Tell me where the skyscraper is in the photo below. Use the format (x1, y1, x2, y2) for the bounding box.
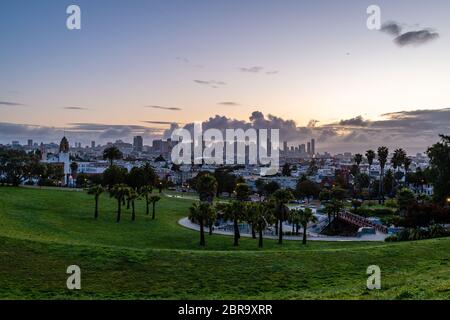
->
(283, 141, 288, 152)
(27, 139, 33, 147)
(91, 141, 96, 148)
(133, 136, 143, 152)
(307, 142, 311, 155)
(311, 138, 315, 155)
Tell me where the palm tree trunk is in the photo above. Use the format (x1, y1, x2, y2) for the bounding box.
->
(275, 220, 278, 236)
(94, 196, 99, 219)
(296, 223, 299, 235)
(209, 221, 213, 235)
(131, 201, 135, 221)
(146, 196, 149, 215)
(302, 225, 307, 245)
(292, 223, 295, 233)
(233, 219, 239, 246)
(251, 224, 256, 239)
(199, 219, 205, 246)
(116, 199, 121, 223)
(278, 219, 283, 244)
(258, 229, 263, 248)
(368, 164, 372, 201)
(152, 202, 156, 219)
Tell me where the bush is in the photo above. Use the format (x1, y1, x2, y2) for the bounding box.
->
(385, 199, 398, 209)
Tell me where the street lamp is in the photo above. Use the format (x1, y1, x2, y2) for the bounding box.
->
(447, 197, 450, 204)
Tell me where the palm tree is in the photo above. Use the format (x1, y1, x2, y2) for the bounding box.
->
(353, 154, 363, 172)
(127, 189, 139, 221)
(87, 185, 104, 219)
(297, 207, 318, 245)
(189, 202, 215, 246)
(140, 185, 153, 215)
(404, 157, 412, 186)
(220, 201, 245, 246)
(110, 184, 128, 222)
(377, 146, 389, 205)
(149, 195, 161, 220)
(365, 150, 376, 200)
(196, 173, 218, 203)
(250, 202, 274, 248)
(392, 148, 406, 191)
(103, 146, 123, 167)
(272, 189, 294, 244)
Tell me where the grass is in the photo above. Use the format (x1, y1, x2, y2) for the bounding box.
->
(0, 187, 449, 299)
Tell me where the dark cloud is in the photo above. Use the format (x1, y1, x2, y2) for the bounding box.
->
(379, 20, 439, 47)
(143, 121, 184, 125)
(394, 29, 439, 46)
(381, 22, 402, 36)
(145, 105, 182, 111)
(194, 80, 226, 86)
(218, 102, 240, 106)
(64, 107, 88, 110)
(0, 100, 24, 106)
(338, 116, 370, 127)
(240, 66, 264, 73)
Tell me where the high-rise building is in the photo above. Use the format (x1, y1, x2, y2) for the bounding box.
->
(283, 141, 288, 152)
(311, 138, 315, 155)
(91, 141, 96, 148)
(307, 142, 311, 155)
(133, 136, 143, 152)
(300, 144, 306, 154)
(27, 139, 33, 147)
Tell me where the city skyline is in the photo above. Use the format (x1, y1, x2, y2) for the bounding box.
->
(1, 0, 450, 153)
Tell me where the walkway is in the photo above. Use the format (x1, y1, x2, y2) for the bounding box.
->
(178, 217, 388, 242)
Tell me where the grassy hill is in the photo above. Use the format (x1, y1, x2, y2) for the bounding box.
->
(0, 187, 449, 299)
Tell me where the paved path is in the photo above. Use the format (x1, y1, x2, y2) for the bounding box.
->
(178, 217, 388, 242)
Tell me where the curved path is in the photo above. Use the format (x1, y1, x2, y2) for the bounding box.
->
(178, 217, 388, 242)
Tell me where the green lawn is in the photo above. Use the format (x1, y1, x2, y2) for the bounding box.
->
(0, 187, 449, 299)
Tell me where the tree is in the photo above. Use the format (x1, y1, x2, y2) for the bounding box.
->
(140, 185, 153, 215)
(149, 195, 161, 220)
(392, 148, 406, 190)
(102, 165, 127, 189)
(264, 181, 280, 196)
(297, 208, 318, 245)
(377, 146, 389, 204)
(255, 178, 266, 200)
(110, 184, 128, 222)
(220, 201, 246, 246)
(127, 189, 139, 221)
(235, 183, 250, 201)
(365, 149, 376, 200)
(250, 202, 274, 248)
(189, 202, 215, 246)
(306, 159, 318, 176)
(396, 188, 416, 216)
(70, 162, 78, 178)
(272, 189, 294, 244)
(282, 163, 292, 176)
(295, 179, 320, 203)
(427, 135, 450, 204)
(404, 157, 412, 186)
(103, 146, 123, 166)
(196, 173, 218, 203)
(87, 185, 104, 219)
(353, 154, 363, 173)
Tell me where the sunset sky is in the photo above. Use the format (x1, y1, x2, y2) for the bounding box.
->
(1, 0, 449, 153)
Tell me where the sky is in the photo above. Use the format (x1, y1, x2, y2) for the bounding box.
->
(1, 0, 450, 153)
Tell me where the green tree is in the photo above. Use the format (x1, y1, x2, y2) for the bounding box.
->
(297, 207, 318, 245)
(396, 188, 416, 216)
(110, 184, 128, 222)
(264, 181, 280, 196)
(220, 201, 246, 246)
(149, 195, 161, 220)
(102, 165, 127, 189)
(127, 189, 140, 221)
(365, 149, 376, 200)
(87, 185, 104, 219)
(250, 202, 274, 248)
(295, 179, 320, 203)
(70, 162, 78, 178)
(272, 189, 294, 244)
(103, 146, 123, 166)
(189, 202, 214, 246)
(140, 185, 153, 215)
(427, 135, 450, 204)
(377, 146, 389, 204)
(353, 154, 363, 172)
(234, 182, 250, 201)
(196, 173, 218, 203)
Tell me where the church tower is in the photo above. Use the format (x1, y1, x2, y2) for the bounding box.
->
(59, 137, 71, 185)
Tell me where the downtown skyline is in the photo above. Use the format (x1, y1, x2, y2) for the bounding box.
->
(1, 0, 450, 153)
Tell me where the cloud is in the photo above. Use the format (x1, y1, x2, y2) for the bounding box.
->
(240, 66, 264, 73)
(218, 102, 240, 106)
(143, 121, 184, 125)
(394, 30, 439, 46)
(381, 22, 402, 36)
(194, 80, 226, 86)
(266, 70, 279, 75)
(380, 21, 439, 47)
(0, 100, 24, 106)
(63, 107, 88, 110)
(175, 56, 189, 63)
(338, 116, 370, 127)
(145, 105, 182, 111)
